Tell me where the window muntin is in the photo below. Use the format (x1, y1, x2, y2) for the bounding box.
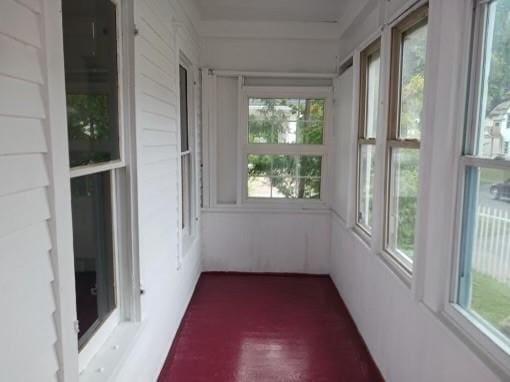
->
(63, 0, 124, 349)
(247, 155, 321, 199)
(385, 6, 428, 268)
(457, 0, 510, 353)
(179, 64, 194, 234)
(248, 98, 325, 145)
(357, 41, 381, 232)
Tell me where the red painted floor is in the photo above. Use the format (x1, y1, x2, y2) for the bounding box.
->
(159, 273, 383, 382)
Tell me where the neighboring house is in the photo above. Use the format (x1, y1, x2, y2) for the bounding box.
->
(484, 100, 510, 157)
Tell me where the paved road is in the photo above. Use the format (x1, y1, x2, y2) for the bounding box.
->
(479, 184, 510, 211)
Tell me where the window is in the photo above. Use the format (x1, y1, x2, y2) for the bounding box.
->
(179, 64, 194, 237)
(455, 0, 510, 358)
(385, 6, 428, 269)
(245, 95, 328, 201)
(62, 0, 129, 352)
(356, 39, 381, 234)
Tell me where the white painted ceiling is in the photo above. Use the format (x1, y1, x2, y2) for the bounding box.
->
(193, 0, 350, 23)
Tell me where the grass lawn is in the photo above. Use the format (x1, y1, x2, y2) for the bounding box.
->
(472, 272, 510, 332)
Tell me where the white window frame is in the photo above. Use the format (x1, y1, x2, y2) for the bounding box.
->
(354, 38, 382, 240)
(381, 3, 429, 275)
(442, 0, 510, 377)
(58, 0, 141, 372)
(239, 86, 333, 208)
(178, 53, 198, 258)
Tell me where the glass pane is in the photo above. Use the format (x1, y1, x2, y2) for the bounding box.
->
(358, 145, 376, 230)
(272, 177, 296, 198)
(399, 21, 428, 140)
(179, 65, 189, 153)
(366, 50, 381, 139)
(248, 98, 325, 144)
(71, 172, 115, 345)
(388, 148, 420, 260)
(477, 1, 510, 159)
(181, 154, 191, 230)
(247, 155, 322, 199)
(458, 167, 510, 346)
(63, 0, 120, 167)
(301, 178, 321, 199)
(248, 177, 271, 198)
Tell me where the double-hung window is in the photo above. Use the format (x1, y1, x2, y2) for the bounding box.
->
(385, 5, 428, 270)
(356, 40, 381, 234)
(179, 64, 194, 237)
(454, 0, 510, 362)
(62, 0, 133, 359)
(244, 89, 329, 202)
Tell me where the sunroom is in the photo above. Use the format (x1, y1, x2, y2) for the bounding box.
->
(1, 0, 510, 381)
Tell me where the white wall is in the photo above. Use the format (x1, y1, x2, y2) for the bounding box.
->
(113, 0, 202, 381)
(202, 211, 330, 274)
(0, 1, 62, 380)
(330, 1, 503, 381)
(200, 21, 340, 73)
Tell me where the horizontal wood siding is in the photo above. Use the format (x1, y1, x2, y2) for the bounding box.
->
(135, 0, 180, 299)
(0, 1, 58, 380)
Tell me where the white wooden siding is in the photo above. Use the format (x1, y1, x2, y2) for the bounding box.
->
(0, 1, 58, 381)
(134, 0, 201, 305)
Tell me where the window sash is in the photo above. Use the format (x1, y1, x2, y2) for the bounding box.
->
(356, 38, 381, 235)
(240, 89, 331, 205)
(449, 0, 510, 371)
(383, 5, 428, 270)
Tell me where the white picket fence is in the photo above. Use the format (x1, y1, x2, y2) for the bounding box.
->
(474, 205, 510, 284)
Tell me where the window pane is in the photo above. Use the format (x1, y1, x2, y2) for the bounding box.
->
(358, 144, 376, 230)
(181, 154, 191, 230)
(388, 148, 420, 260)
(399, 22, 428, 140)
(248, 98, 325, 144)
(179, 65, 189, 153)
(63, 0, 120, 167)
(477, 1, 510, 159)
(247, 155, 322, 199)
(458, 167, 510, 346)
(366, 50, 381, 139)
(71, 172, 116, 345)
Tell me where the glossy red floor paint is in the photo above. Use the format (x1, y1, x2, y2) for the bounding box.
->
(159, 273, 383, 382)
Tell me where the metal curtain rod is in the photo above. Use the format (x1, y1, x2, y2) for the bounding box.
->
(210, 69, 338, 79)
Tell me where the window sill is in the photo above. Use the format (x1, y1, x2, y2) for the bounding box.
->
(437, 304, 510, 381)
(376, 250, 412, 288)
(79, 322, 142, 382)
(203, 200, 331, 214)
(351, 225, 372, 250)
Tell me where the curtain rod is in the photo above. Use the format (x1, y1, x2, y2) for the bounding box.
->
(209, 69, 338, 79)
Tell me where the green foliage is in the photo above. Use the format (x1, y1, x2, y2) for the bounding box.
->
(486, 0, 510, 114)
(395, 150, 420, 257)
(472, 271, 510, 331)
(66, 94, 117, 166)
